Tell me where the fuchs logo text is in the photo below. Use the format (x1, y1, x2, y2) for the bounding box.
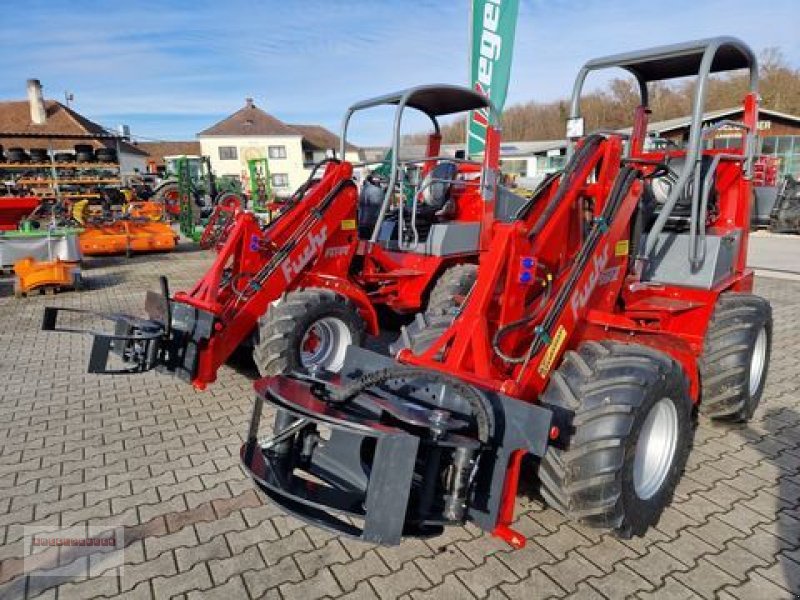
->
(571, 247, 609, 319)
(282, 226, 328, 282)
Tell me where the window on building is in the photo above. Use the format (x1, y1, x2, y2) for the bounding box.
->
(303, 150, 314, 166)
(760, 136, 777, 155)
(756, 135, 800, 176)
(777, 136, 794, 155)
(219, 146, 237, 160)
(272, 173, 289, 188)
(268, 145, 287, 159)
(500, 159, 527, 176)
(711, 136, 742, 150)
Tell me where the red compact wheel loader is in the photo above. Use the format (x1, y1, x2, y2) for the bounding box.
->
(43, 86, 510, 389)
(237, 37, 773, 547)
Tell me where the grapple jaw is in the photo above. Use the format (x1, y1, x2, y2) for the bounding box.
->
(241, 347, 554, 546)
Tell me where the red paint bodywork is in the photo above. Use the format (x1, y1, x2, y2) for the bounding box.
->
(397, 94, 759, 546)
(169, 132, 499, 389)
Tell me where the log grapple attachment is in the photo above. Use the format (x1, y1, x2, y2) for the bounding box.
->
(240, 348, 553, 545)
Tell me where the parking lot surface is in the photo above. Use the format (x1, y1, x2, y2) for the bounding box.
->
(0, 245, 798, 599)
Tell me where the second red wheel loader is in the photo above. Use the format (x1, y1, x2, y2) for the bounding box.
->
(239, 37, 773, 548)
(43, 85, 512, 389)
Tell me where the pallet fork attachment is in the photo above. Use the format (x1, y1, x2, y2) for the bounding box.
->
(41, 305, 165, 374)
(41, 276, 176, 375)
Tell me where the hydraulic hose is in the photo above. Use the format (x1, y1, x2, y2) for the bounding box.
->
(527, 134, 606, 240)
(288, 158, 340, 204)
(513, 170, 562, 221)
(329, 366, 493, 444)
(491, 275, 552, 364)
(518, 167, 641, 369)
(224, 178, 355, 312)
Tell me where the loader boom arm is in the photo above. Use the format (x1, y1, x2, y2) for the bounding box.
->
(154, 160, 370, 388)
(398, 135, 641, 398)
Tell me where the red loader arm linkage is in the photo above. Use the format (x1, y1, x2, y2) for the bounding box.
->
(397, 135, 638, 396)
(166, 160, 378, 388)
(41, 160, 378, 389)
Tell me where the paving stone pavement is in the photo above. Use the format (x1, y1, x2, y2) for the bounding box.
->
(0, 245, 798, 599)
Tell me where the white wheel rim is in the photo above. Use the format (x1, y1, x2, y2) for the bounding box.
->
(749, 326, 767, 398)
(300, 317, 352, 372)
(633, 398, 679, 500)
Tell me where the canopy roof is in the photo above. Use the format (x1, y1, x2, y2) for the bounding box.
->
(348, 84, 493, 118)
(583, 36, 755, 82)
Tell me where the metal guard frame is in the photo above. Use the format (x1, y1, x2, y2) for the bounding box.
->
(241, 377, 421, 545)
(339, 85, 499, 243)
(566, 36, 759, 264)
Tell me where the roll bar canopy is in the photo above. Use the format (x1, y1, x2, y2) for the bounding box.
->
(347, 84, 495, 118)
(570, 37, 757, 119)
(566, 37, 760, 264)
(340, 84, 498, 158)
(341, 84, 498, 243)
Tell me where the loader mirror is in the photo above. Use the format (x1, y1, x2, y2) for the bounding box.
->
(566, 117, 585, 140)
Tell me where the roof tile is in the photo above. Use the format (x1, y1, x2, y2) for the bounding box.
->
(0, 99, 147, 155)
(197, 100, 299, 137)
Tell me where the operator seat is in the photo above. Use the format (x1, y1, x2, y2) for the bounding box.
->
(643, 155, 718, 232)
(405, 161, 459, 242)
(358, 176, 385, 238)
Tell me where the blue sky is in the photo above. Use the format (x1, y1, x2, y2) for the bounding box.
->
(1, 0, 797, 145)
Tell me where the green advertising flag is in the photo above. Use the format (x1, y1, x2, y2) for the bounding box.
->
(467, 0, 520, 157)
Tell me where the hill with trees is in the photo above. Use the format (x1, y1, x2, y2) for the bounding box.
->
(434, 49, 800, 143)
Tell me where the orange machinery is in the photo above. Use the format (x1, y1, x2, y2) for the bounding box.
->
(77, 200, 179, 257)
(13, 257, 81, 297)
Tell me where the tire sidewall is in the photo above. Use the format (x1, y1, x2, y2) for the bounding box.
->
(285, 297, 364, 373)
(742, 314, 772, 419)
(619, 373, 692, 536)
(426, 263, 478, 316)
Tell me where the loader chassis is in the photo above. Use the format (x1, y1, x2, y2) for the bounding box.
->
(43, 85, 501, 390)
(240, 37, 773, 548)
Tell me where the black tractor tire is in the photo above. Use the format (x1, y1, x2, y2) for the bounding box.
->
(426, 263, 478, 316)
(253, 288, 365, 377)
(153, 182, 181, 214)
(699, 293, 772, 422)
(54, 152, 74, 163)
(94, 148, 118, 163)
(29, 148, 49, 163)
(7, 148, 29, 163)
(538, 341, 692, 538)
(75, 151, 94, 163)
(153, 182, 179, 200)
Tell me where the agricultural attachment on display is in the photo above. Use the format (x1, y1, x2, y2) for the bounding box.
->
(247, 158, 276, 215)
(238, 37, 773, 548)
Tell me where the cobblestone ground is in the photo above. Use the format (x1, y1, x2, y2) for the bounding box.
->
(0, 245, 798, 599)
